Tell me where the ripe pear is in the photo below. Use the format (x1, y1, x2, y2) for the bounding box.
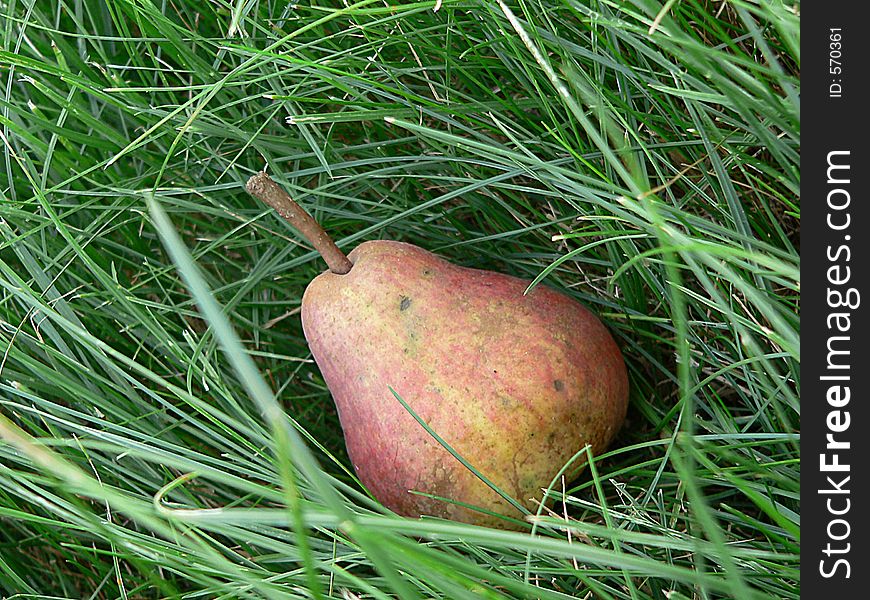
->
(247, 173, 628, 528)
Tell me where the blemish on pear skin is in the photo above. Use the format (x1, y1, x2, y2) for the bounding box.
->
(400, 296, 412, 311)
(553, 379, 565, 391)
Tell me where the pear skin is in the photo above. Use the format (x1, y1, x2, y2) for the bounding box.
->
(302, 240, 628, 528)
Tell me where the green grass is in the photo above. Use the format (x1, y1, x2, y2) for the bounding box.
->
(0, 0, 799, 598)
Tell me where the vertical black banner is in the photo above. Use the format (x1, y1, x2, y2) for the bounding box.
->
(803, 2, 867, 596)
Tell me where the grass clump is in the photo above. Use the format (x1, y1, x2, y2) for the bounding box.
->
(1, 1, 798, 598)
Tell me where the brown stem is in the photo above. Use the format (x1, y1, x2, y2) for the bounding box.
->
(246, 172, 353, 275)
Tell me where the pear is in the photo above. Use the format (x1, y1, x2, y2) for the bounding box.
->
(248, 173, 628, 528)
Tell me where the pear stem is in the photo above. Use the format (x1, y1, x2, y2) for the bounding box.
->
(246, 172, 353, 275)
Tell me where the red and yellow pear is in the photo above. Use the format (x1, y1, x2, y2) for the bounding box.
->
(248, 172, 628, 528)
